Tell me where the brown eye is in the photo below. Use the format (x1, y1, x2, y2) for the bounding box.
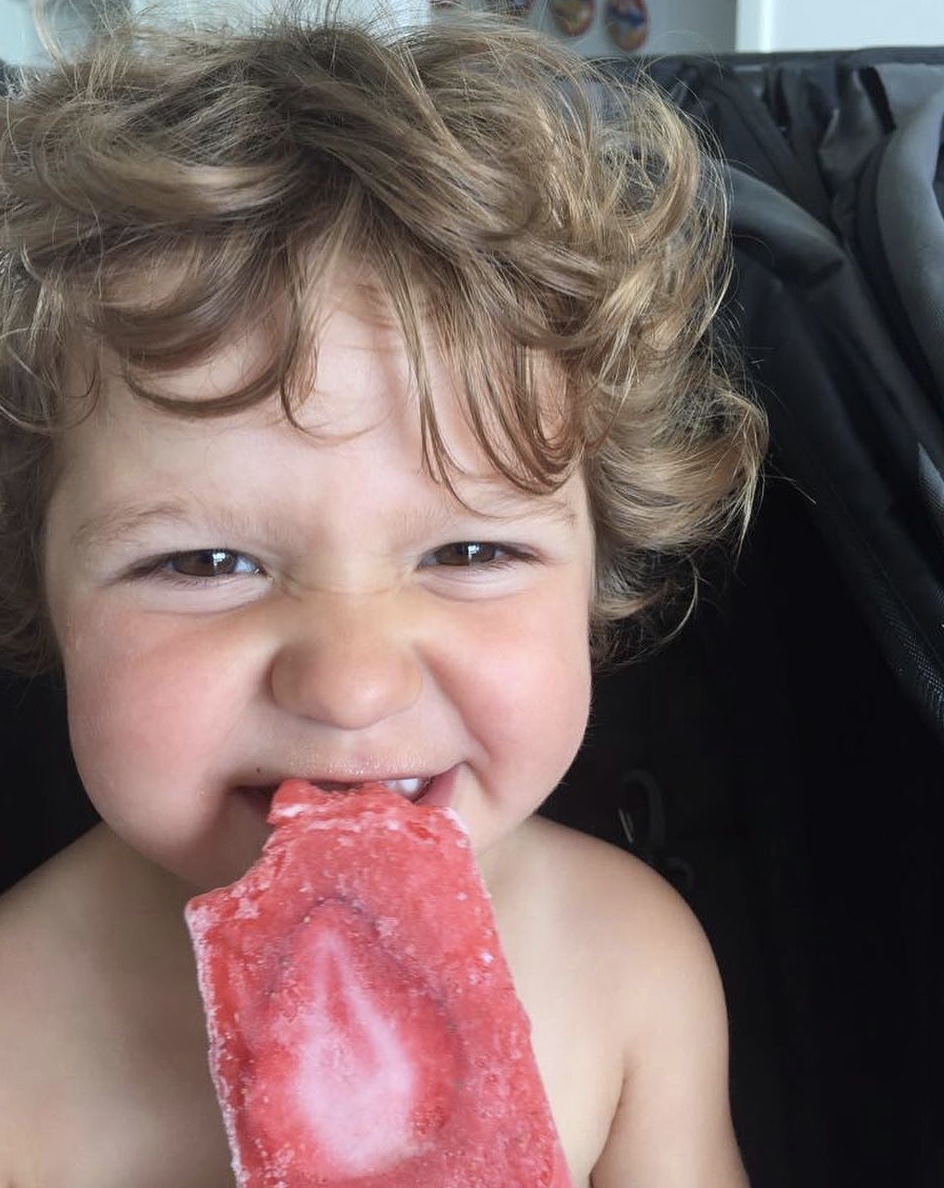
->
(426, 542, 507, 567)
(162, 549, 261, 578)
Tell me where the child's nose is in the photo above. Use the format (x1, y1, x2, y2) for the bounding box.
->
(268, 591, 423, 729)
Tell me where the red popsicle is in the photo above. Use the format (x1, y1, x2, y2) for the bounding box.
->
(185, 779, 573, 1188)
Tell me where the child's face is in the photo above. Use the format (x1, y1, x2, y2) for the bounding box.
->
(43, 281, 595, 890)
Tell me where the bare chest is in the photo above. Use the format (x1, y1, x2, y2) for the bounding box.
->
(13, 944, 617, 1188)
(4, 826, 622, 1188)
(21, 1084, 233, 1188)
(7, 962, 233, 1188)
(513, 944, 625, 1186)
(17, 1012, 609, 1188)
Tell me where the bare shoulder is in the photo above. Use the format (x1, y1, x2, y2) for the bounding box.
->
(0, 828, 143, 1177)
(0, 826, 229, 1188)
(0, 823, 185, 1029)
(0, 827, 111, 1076)
(499, 816, 749, 1188)
(0, 828, 106, 1181)
(504, 813, 717, 978)
(523, 817, 734, 1078)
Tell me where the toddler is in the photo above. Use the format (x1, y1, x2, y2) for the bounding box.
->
(0, 12, 765, 1187)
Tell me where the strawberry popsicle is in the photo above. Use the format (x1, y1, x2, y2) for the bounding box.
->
(185, 779, 573, 1188)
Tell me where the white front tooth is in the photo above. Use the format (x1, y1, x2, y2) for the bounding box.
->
(382, 777, 426, 795)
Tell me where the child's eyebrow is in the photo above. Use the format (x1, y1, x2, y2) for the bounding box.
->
(70, 500, 224, 554)
(69, 488, 580, 558)
(451, 486, 580, 529)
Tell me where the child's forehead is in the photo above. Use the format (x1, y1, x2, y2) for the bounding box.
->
(54, 344, 587, 550)
(71, 259, 577, 498)
(75, 268, 416, 423)
(76, 297, 456, 457)
(107, 285, 407, 405)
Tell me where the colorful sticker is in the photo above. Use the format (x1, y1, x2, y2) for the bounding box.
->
(604, 0, 649, 52)
(549, 0, 595, 37)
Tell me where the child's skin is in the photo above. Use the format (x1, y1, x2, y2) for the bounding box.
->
(0, 274, 748, 1186)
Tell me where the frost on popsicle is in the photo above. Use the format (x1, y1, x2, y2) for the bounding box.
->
(185, 780, 573, 1187)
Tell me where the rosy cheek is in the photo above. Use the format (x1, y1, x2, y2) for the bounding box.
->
(62, 614, 223, 788)
(458, 590, 591, 757)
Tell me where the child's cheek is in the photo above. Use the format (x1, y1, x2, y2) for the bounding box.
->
(60, 607, 235, 827)
(450, 581, 593, 780)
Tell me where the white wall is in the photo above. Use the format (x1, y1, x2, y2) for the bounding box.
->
(0, 0, 44, 63)
(5, 0, 944, 64)
(136, 0, 430, 27)
(0, 0, 429, 65)
(1, 0, 126, 65)
(737, 0, 944, 51)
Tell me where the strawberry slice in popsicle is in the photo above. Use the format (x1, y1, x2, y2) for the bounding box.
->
(185, 779, 573, 1188)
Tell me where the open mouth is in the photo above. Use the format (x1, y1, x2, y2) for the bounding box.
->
(241, 776, 435, 807)
(318, 777, 432, 798)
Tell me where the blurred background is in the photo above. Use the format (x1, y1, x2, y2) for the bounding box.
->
(3, 0, 944, 63)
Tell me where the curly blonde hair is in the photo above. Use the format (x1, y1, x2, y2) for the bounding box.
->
(0, 11, 765, 672)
